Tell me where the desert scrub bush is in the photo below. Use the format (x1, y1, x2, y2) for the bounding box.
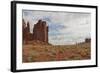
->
(71, 55, 82, 60)
(25, 56, 34, 62)
(80, 50, 88, 58)
(29, 50, 39, 56)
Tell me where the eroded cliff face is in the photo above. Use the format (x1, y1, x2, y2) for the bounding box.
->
(22, 19, 48, 43)
(33, 20, 48, 43)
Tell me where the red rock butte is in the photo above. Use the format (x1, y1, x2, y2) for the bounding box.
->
(22, 19, 48, 43)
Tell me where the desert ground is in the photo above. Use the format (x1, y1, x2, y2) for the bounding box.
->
(23, 41, 91, 63)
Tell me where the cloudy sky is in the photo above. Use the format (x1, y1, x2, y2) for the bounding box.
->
(22, 10, 91, 45)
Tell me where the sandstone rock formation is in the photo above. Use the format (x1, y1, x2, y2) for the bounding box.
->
(22, 19, 48, 44)
(85, 38, 91, 43)
(33, 20, 48, 43)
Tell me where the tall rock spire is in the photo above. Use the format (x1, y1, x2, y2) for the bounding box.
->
(27, 21, 30, 32)
(33, 20, 48, 43)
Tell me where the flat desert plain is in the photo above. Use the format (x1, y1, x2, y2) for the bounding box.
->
(23, 41, 91, 63)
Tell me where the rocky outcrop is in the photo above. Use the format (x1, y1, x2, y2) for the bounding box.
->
(85, 38, 91, 43)
(22, 19, 48, 43)
(33, 20, 48, 43)
(22, 19, 33, 41)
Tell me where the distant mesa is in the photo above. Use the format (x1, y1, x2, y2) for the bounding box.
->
(22, 19, 49, 44)
(85, 38, 91, 43)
